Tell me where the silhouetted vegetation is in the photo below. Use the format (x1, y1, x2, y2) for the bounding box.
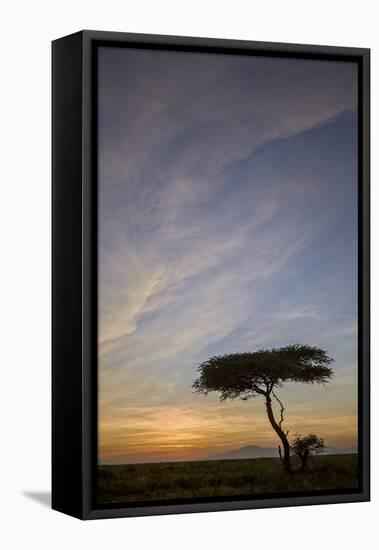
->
(193, 344, 334, 473)
(291, 433, 325, 471)
(98, 454, 357, 504)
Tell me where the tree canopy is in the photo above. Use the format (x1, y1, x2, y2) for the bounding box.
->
(291, 433, 325, 456)
(193, 344, 334, 401)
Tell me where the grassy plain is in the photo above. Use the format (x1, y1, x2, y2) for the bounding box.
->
(98, 454, 358, 504)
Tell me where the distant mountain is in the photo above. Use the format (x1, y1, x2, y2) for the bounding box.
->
(207, 444, 357, 461)
(208, 445, 278, 460)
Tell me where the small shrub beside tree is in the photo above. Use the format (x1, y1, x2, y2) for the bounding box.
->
(290, 433, 325, 471)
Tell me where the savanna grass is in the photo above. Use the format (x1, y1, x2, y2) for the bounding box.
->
(98, 454, 358, 504)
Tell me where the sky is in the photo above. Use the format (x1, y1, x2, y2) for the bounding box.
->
(98, 46, 358, 465)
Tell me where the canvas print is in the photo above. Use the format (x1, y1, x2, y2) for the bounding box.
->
(97, 46, 359, 505)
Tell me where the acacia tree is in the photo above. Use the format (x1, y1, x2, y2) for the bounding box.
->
(290, 433, 325, 471)
(193, 344, 333, 473)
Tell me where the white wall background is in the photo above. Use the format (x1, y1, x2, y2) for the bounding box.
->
(0, 1, 376, 548)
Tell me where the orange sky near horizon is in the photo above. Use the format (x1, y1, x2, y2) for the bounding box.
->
(98, 369, 358, 464)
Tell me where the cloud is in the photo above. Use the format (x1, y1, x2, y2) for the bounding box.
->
(98, 50, 357, 187)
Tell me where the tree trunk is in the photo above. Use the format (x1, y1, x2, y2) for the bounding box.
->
(265, 394, 292, 473)
(300, 450, 309, 472)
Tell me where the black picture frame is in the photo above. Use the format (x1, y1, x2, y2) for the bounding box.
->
(52, 30, 370, 520)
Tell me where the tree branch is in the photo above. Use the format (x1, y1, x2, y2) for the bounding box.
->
(251, 384, 266, 396)
(272, 390, 286, 431)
